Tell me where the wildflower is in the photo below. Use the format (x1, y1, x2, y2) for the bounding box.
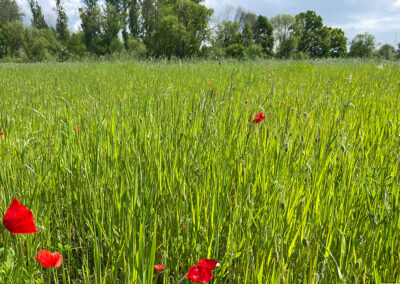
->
(244, 100, 248, 104)
(280, 102, 285, 106)
(186, 264, 213, 283)
(121, 96, 125, 100)
(89, 99, 93, 103)
(0, 132, 3, 137)
(35, 250, 62, 267)
(216, 93, 219, 96)
(2, 198, 38, 234)
(154, 264, 165, 273)
(328, 79, 332, 82)
(209, 81, 212, 85)
(198, 259, 219, 270)
(183, 66, 187, 70)
(74, 126, 81, 131)
(252, 112, 266, 123)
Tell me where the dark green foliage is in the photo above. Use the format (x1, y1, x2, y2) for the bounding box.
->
(292, 10, 331, 58)
(29, 0, 48, 29)
(253, 15, 274, 56)
(79, 2, 105, 55)
(377, 44, 395, 60)
(276, 36, 297, 58)
(56, 0, 69, 42)
(0, 24, 11, 57)
(349, 33, 375, 58)
(128, 0, 140, 37)
(0, 0, 24, 25)
(329, 28, 347, 58)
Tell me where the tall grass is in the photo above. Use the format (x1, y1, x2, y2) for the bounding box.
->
(0, 60, 399, 283)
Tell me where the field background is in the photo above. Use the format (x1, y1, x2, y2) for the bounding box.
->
(0, 61, 399, 283)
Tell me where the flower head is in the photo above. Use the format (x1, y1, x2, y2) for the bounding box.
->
(252, 112, 266, 123)
(154, 264, 165, 273)
(198, 259, 219, 270)
(280, 102, 285, 106)
(244, 100, 248, 104)
(2, 198, 38, 234)
(0, 132, 3, 137)
(328, 79, 332, 82)
(35, 250, 62, 267)
(186, 264, 213, 283)
(74, 126, 81, 131)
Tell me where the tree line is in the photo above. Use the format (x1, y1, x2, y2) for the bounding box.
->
(0, 0, 398, 61)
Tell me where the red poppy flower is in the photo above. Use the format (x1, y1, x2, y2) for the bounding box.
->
(198, 259, 219, 270)
(121, 96, 124, 100)
(0, 132, 3, 137)
(2, 198, 38, 234)
(280, 102, 285, 106)
(186, 264, 213, 283)
(35, 250, 62, 267)
(154, 264, 165, 273)
(252, 112, 266, 123)
(183, 66, 187, 70)
(244, 100, 248, 104)
(209, 81, 212, 85)
(74, 126, 81, 131)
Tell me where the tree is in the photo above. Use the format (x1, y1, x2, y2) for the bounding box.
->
(103, 3, 122, 53)
(253, 15, 274, 56)
(150, 0, 212, 58)
(152, 15, 186, 58)
(56, 0, 69, 42)
(349, 33, 375, 58)
(329, 28, 347, 57)
(378, 44, 395, 60)
(276, 36, 297, 58)
(141, 0, 156, 47)
(0, 24, 12, 57)
(292, 10, 331, 58)
(66, 32, 87, 57)
(215, 20, 246, 58)
(29, 0, 48, 29)
(0, 0, 24, 24)
(79, 0, 105, 55)
(128, 0, 140, 37)
(270, 14, 294, 51)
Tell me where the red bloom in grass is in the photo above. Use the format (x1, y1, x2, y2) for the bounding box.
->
(74, 126, 81, 131)
(186, 265, 213, 283)
(88, 99, 93, 103)
(209, 81, 212, 85)
(198, 259, 219, 270)
(35, 250, 62, 267)
(244, 100, 248, 104)
(2, 198, 38, 234)
(0, 132, 3, 137)
(183, 65, 187, 70)
(252, 112, 266, 123)
(121, 96, 125, 100)
(280, 102, 285, 106)
(154, 264, 165, 273)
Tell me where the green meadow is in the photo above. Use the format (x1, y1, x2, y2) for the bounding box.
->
(0, 60, 399, 283)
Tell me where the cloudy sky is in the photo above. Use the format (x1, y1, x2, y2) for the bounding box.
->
(16, 0, 400, 46)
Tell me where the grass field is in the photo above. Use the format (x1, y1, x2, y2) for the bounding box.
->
(0, 60, 399, 283)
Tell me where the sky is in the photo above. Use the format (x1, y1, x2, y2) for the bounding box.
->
(16, 0, 400, 47)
